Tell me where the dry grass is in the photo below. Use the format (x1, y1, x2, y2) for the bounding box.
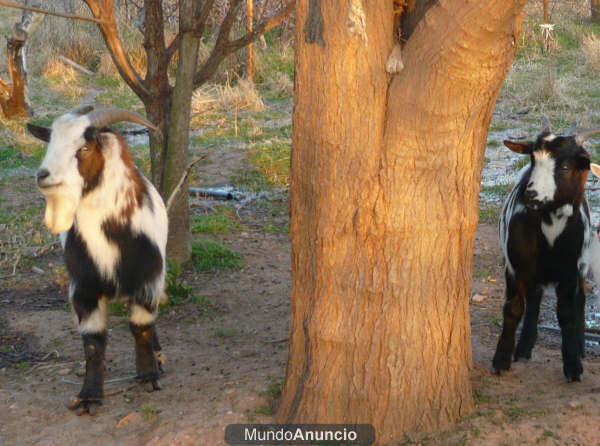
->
(263, 71, 293, 97)
(582, 33, 600, 73)
(43, 60, 79, 85)
(192, 78, 265, 114)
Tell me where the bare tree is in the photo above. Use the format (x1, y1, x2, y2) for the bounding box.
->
(278, 0, 527, 443)
(0, 2, 43, 118)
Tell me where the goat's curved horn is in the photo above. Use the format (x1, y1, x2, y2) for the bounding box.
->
(565, 122, 577, 136)
(85, 107, 158, 131)
(71, 104, 95, 116)
(575, 128, 600, 146)
(542, 115, 552, 132)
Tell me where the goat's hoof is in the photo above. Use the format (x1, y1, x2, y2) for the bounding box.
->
(567, 374, 583, 383)
(143, 380, 162, 392)
(155, 351, 166, 374)
(564, 361, 583, 382)
(491, 353, 511, 375)
(68, 397, 102, 415)
(513, 352, 531, 362)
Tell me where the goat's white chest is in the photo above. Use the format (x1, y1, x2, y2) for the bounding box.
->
(74, 206, 120, 279)
(541, 204, 573, 248)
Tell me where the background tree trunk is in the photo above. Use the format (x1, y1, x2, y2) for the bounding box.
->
(160, 2, 201, 262)
(592, 0, 600, 23)
(0, 3, 43, 118)
(278, 0, 526, 442)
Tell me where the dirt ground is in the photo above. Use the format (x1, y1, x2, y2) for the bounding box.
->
(3, 195, 600, 446)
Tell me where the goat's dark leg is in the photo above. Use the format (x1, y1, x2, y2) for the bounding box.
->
(129, 304, 161, 391)
(556, 279, 584, 382)
(492, 272, 525, 374)
(515, 285, 543, 361)
(152, 328, 166, 373)
(577, 276, 586, 360)
(68, 293, 107, 415)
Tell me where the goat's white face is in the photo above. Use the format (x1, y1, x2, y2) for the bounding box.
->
(35, 114, 93, 234)
(527, 149, 557, 208)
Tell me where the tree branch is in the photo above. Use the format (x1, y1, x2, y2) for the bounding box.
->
(0, 0, 105, 24)
(227, 0, 295, 52)
(82, 0, 150, 99)
(193, 0, 294, 88)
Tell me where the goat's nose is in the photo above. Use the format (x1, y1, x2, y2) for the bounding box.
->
(36, 168, 50, 184)
(525, 189, 538, 201)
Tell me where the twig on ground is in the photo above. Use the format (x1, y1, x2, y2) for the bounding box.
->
(166, 156, 207, 213)
(58, 56, 94, 76)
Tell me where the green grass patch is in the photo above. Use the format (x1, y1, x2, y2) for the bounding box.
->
(0, 146, 44, 169)
(263, 224, 289, 234)
(478, 204, 502, 224)
(480, 183, 513, 197)
(504, 406, 526, 421)
(472, 389, 494, 406)
(192, 207, 243, 234)
(473, 266, 492, 279)
(192, 241, 243, 271)
(215, 328, 240, 338)
(161, 260, 210, 313)
(141, 404, 159, 421)
(512, 157, 530, 171)
(488, 316, 502, 326)
(254, 404, 273, 416)
(234, 141, 291, 191)
(260, 380, 283, 401)
(108, 301, 127, 317)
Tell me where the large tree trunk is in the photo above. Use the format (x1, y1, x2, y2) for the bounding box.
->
(278, 0, 526, 442)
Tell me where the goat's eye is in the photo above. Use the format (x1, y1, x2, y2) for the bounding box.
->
(560, 162, 571, 171)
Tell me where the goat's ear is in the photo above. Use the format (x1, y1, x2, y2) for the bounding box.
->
(591, 163, 600, 178)
(26, 123, 51, 142)
(503, 140, 533, 154)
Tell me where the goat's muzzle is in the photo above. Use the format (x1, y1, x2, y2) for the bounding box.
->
(36, 168, 63, 189)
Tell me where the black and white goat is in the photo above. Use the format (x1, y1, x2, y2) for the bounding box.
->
(28, 106, 167, 414)
(492, 118, 600, 382)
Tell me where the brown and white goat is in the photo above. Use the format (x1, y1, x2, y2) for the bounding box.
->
(29, 106, 167, 415)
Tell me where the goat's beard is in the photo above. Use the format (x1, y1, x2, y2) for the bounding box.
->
(40, 188, 79, 234)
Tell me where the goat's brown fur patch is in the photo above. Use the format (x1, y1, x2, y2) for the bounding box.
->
(116, 133, 146, 220)
(77, 140, 104, 196)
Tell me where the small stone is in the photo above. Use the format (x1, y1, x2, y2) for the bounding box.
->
(9, 403, 18, 410)
(569, 400, 583, 409)
(117, 411, 141, 427)
(58, 368, 71, 376)
(31, 266, 45, 275)
(471, 293, 486, 303)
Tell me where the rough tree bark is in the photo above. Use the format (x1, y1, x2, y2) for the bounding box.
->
(278, 0, 527, 442)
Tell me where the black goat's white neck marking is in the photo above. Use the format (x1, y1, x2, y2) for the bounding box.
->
(541, 204, 573, 247)
(543, 133, 557, 142)
(528, 150, 556, 204)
